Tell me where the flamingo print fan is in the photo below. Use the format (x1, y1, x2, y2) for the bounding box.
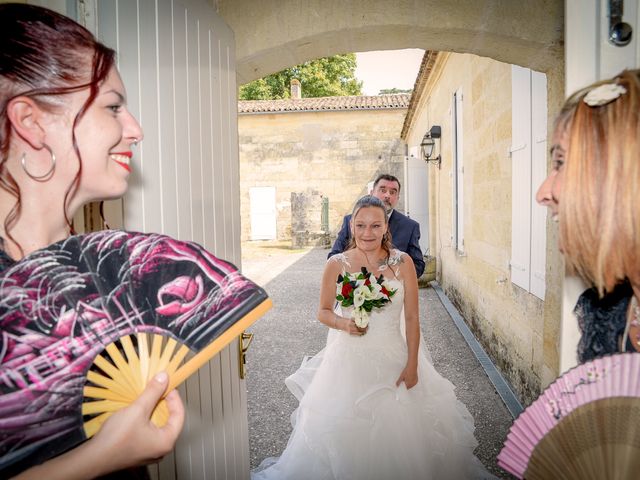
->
(0, 230, 271, 475)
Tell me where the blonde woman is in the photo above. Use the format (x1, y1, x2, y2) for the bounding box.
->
(537, 69, 640, 361)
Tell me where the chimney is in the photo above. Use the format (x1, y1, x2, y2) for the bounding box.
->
(290, 79, 301, 99)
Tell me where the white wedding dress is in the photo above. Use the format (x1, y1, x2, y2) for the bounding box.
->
(252, 251, 494, 480)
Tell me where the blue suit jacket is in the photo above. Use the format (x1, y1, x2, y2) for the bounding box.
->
(328, 210, 425, 277)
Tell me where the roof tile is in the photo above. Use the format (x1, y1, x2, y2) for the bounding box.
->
(238, 94, 411, 114)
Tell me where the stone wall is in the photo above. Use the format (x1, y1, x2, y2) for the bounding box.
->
(239, 108, 407, 244)
(406, 52, 563, 404)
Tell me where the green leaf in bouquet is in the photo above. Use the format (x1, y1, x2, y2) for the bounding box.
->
(336, 294, 344, 301)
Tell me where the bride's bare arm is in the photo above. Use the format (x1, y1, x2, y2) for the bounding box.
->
(317, 258, 364, 335)
(396, 254, 420, 389)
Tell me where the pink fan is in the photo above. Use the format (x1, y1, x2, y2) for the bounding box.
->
(498, 353, 640, 479)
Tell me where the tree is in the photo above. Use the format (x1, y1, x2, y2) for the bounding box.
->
(378, 88, 413, 95)
(239, 54, 363, 100)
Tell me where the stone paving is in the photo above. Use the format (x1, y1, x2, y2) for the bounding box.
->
(242, 245, 515, 479)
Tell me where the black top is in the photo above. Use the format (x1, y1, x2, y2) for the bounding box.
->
(574, 282, 634, 362)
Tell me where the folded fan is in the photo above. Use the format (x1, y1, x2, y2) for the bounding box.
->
(0, 230, 271, 476)
(498, 353, 640, 479)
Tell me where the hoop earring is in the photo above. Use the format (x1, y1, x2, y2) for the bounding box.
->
(21, 144, 56, 181)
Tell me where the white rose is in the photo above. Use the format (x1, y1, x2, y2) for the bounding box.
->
(362, 286, 376, 300)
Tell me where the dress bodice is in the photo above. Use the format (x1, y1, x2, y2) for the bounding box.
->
(330, 250, 406, 345)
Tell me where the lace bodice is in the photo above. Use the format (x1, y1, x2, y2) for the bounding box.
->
(329, 249, 406, 280)
(330, 250, 406, 344)
(574, 282, 634, 361)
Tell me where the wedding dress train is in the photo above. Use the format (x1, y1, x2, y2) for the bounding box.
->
(252, 253, 494, 479)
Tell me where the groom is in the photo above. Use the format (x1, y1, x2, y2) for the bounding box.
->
(328, 174, 425, 278)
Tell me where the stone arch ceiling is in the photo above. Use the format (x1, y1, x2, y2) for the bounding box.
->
(216, 0, 564, 85)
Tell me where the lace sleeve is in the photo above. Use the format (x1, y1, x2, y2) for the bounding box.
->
(386, 249, 405, 279)
(327, 253, 350, 270)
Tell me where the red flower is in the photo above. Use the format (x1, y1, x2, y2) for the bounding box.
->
(381, 286, 389, 296)
(342, 282, 354, 297)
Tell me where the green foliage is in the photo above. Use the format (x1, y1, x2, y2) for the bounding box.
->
(239, 54, 363, 100)
(378, 88, 413, 95)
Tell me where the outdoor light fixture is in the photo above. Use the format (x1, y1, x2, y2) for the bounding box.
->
(420, 125, 442, 168)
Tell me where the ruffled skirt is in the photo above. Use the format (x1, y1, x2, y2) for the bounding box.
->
(252, 325, 493, 480)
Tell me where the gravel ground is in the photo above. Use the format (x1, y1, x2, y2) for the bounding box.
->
(242, 245, 515, 479)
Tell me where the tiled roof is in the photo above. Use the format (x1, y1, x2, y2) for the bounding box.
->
(238, 94, 411, 114)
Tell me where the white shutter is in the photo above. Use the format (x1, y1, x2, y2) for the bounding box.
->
(530, 71, 548, 300)
(406, 148, 429, 254)
(510, 65, 532, 290)
(454, 89, 464, 253)
(450, 103, 457, 247)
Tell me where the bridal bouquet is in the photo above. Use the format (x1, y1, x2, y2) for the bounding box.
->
(336, 267, 397, 329)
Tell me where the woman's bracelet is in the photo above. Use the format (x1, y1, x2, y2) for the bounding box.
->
(333, 313, 340, 330)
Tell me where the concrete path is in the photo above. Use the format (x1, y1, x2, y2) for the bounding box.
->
(243, 246, 515, 479)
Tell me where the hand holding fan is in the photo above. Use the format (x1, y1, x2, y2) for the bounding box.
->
(0, 230, 271, 476)
(498, 353, 640, 479)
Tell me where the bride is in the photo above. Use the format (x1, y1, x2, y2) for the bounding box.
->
(252, 195, 493, 479)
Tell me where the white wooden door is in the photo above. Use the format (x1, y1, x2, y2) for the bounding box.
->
(249, 187, 277, 240)
(87, 0, 249, 478)
(562, 0, 639, 372)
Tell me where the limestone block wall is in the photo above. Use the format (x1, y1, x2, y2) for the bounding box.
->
(239, 109, 407, 243)
(406, 52, 563, 404)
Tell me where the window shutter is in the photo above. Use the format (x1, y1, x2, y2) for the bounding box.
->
(530, 71, 548, 299)
(510, 65, 532, 290)
(454, 89, 464, 253)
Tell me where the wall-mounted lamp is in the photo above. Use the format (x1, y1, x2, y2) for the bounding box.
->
(420, 125, 442, 168)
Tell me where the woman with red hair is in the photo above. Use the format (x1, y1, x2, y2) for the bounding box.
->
(1, 4, 184, 478)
